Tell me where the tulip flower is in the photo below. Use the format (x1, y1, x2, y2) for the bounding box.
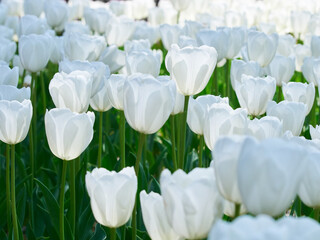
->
(85, 167, 137, 228)
(247, 116, 283, 140)
(63, 32, 105, 62)
(0, 25, 13, 40)
(196, 28, 228, 62)
(132, 21, 160, 46)
(123, 73, 175, 134)
(267, 101, 307, 136)
(222, 27, 246, 59)
(298, 150, 320, 208)
(230, 60, 262, 90)
(282, 82, 315, 114)
(49, 36, 64, 64)
(124, 39, 151, 53)
(0, 37, 16, 63)
(302, 57, 320, 86)
(49, 71, 93, 113)
(223, 199, 247, 218)
(203, 103, 248, 151)
(59, 60, 110, 97)
(44, 0, 69, 32)
(277, 34, 295, 57)
(84, 7, 113, 35)
(126, 49, 162, 77)
(44, 108, 95, 161)
(266, 55, 295, 86)
(0, 85, 30, 102)
(237, 138, 306, 216)
(105, 16, 136, 46)
(24, 0, 44, 17)
(213, 136, 251, 205)
(209, 215, 320, 240)
(140, 191, 181, 240)
(311, 36, 320, 58)
(165, 44, 218, 96)
(19, 33, 52, 73)
(246, 30, 278, 67)
(235, 75, 276, 116)
(160, 168, 224, 239)
(295, 44, 312, 72)
(18, 15, 49, 36)
(0, 99, 32, 145)
(310, 125, 320, 140)
(290, 11, 311, 38)
(187, 95, 229, 135)
(169, 0, 190, 12)
(0, 65, 19, 86)
(159, 24, 183, 50)
(99, 45, 125, 73)
(64, 21, 91, 35)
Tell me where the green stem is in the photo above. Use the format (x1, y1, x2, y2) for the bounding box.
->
(11, 144, 19, 240)
(277, 86, 282, 103)
(212, 68, 218, 95)
(225, 59, 230, 99)
(59, 161, 68, 240)
(75, 156, 80, 174)
(198, 135, 204, 168)
(6, 144, 11, 230)
(296, 197, 301, 217)
(314, 208, 319, 222)
(39, 71, 47, 114)
(132, 133, 146, 240)
(31, 72, 37, 159)
(29, 122, 35, 229)
(69, 160, 76, 236)
(234, 203, 241, 219)
(176, 114, 181, 169)
(177, 11, 180, 24)
(309, 95, 316, 127)
(179, 96, 190, 169)
(119, 111, 126, 169)
(97, 112, 103, 168)
(170, 115, 177, 170)
(110, 228, 116, 240)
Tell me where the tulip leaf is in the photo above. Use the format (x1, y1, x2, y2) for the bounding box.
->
(89, 224, 106, 240)
(35, 178, 60, 236)
(16, 184, 27, 227)
(77, 204, 95, 240)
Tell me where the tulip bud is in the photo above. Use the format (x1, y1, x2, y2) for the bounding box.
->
(0, 99, 32, 144)
(187, 95, 229, 135)
(197, 29, 228, 62)
(203, 103, 247, 150)
(230, 60, 262, 90)
(267, 55, 295, 86)
(246, 30, 278, 67)
(123, 73, 175, 134)
(165, 44, 218, 96)
(282, 82, 315, 114)
(0, 65, 19, 86)
(44, 0, 69, 32)
(85, 167, 137, 228)
(247, 116, 283, 140)
(45, 108, 95, 160)
(0, 37, 16, 64)
(0, 85, 30, 102)
(267, 101, 307, 136)
(49, 71, 93, 113)
(238, 138, 306, 216)
(160, 168, 224, 239)
(140, 191, 181, 240)
(19, 34, 52, 73)
(290, 11, 311, 38)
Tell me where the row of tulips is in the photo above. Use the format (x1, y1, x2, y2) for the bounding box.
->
(1, 0, 320, 240)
